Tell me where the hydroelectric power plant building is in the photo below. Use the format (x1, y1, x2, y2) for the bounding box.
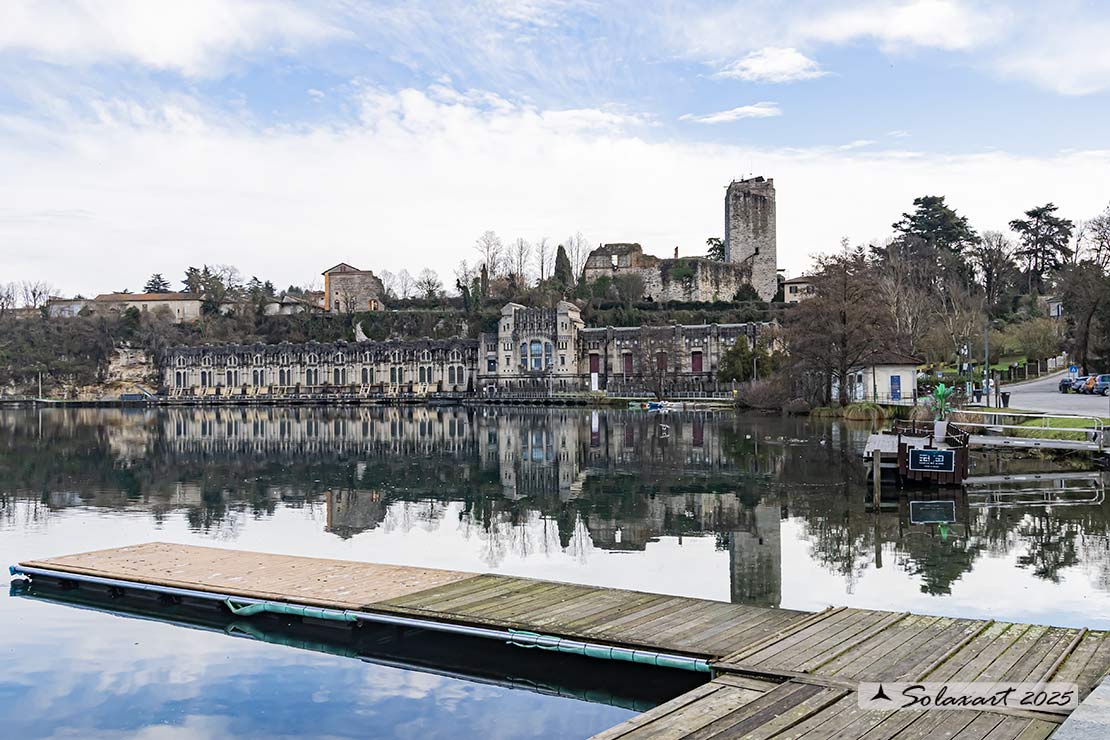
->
(162, 302, 771, 400)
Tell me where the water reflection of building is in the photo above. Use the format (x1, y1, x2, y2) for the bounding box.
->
(729, 503, 782, 607)
(326, 489, 387, 539)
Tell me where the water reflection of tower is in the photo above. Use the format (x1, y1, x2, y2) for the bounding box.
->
(326, 489, 387, 539)
(729, 502, 782, 607)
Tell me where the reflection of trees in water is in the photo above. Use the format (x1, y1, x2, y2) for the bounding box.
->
(6, 408, 1110, 597)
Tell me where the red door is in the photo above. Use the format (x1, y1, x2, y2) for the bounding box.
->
(691, 352, 703, 373)
(623, 354, 633, 375)
(589, 354, 600, 373)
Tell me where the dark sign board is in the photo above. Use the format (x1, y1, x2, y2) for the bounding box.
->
(909, 448, 955, 473)
(910, 500, 957, 524)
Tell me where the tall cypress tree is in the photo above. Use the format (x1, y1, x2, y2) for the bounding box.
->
(554, 245, 573, 287)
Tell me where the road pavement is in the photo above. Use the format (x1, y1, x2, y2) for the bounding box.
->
(1001, 372, 1110, 416)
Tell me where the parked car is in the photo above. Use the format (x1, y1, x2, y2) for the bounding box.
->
(1060, 376, 1076, 393)
(1093, 374, 1110, 396)
(1071, 376, 1090, 393)
(1082, 375, 1099, 394)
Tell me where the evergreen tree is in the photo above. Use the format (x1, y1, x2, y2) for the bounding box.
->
(554, 244, 574, 287)
(144, 273, 171, 293)
(890, 195, 978, 286)
(1009, 203, 1075, 293)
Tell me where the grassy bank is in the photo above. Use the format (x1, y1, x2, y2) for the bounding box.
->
(1013, 416, 1110, 441)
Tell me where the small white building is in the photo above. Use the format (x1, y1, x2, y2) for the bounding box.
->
(832, 351, 922, 403)
(781, 276, 814, 303)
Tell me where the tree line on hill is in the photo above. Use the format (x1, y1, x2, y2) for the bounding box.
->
(780, 196, 1110, 406)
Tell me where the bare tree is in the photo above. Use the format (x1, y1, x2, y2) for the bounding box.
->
(0, 282, 16, 318)
(454, 260, 478, 290)
(533, 237, 552, 281)
(474, 230, 504, 276)
(970, 231, 1018, 311)
(415, 268, 443, 299)
(19, 280, 54, 309)
(565, 232, 590, 280)
(378, 270, 397, 298)
(396, 269, 414, 299)
(785, 245, 887, 406)
(507, 237, 532, 286)
(1085, 205, 1110, 268)
(872, 239, 934, 355)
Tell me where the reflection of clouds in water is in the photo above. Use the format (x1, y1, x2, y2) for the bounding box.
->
(40, 713, 349, 740)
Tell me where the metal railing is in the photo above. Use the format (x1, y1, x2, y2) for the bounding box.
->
(947, 410, 1105, 450)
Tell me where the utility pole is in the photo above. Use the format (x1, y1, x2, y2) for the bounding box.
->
(983, 324, 990, 406)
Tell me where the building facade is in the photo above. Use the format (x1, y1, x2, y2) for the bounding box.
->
(725, 176, 778, 301)
(782, 276, 813, 304)
(164, 338, 478, 398)
(92, 293, 204, 323)
(161, 302, 768, 398)
(323, 263, 386, 313)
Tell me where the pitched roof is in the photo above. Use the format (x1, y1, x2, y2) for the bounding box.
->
(321, 262, 362, 275)
(782, 276, 811, 284)
(94, 293, 201, 302)
(865, 350, 924, 366)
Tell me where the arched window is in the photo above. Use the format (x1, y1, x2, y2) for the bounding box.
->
(361, 367, 368, 384)
(175, 371, 182, 387)
(544, 342, 553, 369)
(530, 340, 543, 370)
(334, 368, 341, 385)
(176, 356, 186, 367)
(419, 367, 426, 383)
(390, 367, 397, 384)
(519, 343, 527, 368)
(226, 370, 233, 386)
(200, 371, 209, 387)
(252, 370, 259, 385)
(448, 366, 456, 384)
(308, 353, 318, 365)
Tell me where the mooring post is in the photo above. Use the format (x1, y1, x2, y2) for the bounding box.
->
(872, 453, 882, 510)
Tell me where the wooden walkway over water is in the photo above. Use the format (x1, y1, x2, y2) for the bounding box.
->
(15, 543, 1110, 739)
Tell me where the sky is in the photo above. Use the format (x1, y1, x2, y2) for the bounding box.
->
(2, 0, 1110, 298)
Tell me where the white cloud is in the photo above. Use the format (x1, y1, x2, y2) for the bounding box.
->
(715, 48, 827, 83)
(800, 0, 1006, 52)
(0, 0, 341, 77)
(994, 20, 1110, 95)
(680, 102, 783, 124)
(838, 139, 876, 150)
(887, 130, 912, 138)
(2, 85, 1109, 299)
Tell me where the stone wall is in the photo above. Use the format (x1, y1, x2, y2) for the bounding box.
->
(643, 258, 751, 303)
(583, 243, 752, 303)
(725, 177, 778, 300)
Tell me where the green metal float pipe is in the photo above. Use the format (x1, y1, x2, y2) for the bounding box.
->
(10, 565, 711, 673)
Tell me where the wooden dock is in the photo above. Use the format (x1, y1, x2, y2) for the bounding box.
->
(14, 542, 1110, 739)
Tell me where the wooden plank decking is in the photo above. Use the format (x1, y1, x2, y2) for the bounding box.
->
(17, 542, 1110, 740)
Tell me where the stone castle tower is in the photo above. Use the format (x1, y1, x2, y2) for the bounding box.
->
(724, 176, 778, 300)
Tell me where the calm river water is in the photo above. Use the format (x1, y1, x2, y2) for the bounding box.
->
(2, 406, 1109, 738)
